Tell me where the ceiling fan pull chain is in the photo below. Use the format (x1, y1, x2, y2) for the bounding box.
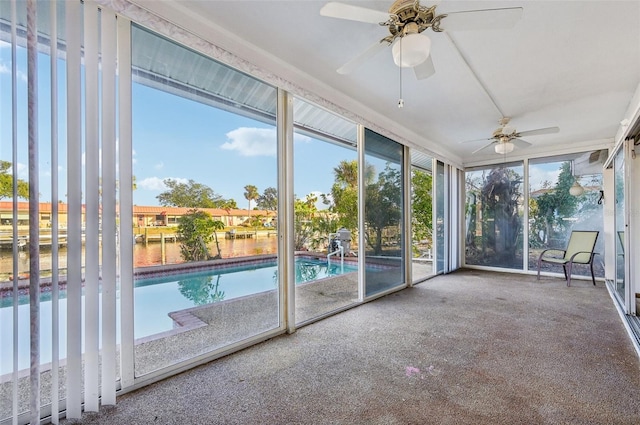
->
(398, 37, 404, 108)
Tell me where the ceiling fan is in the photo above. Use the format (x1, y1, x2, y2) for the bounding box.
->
(320, 0, 523, 80)
(462, 118, 560, 155)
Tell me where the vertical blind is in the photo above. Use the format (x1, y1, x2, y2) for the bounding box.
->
(2, 1, 129, 423)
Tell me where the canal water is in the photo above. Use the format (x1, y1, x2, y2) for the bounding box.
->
(0, 235, 279, 280)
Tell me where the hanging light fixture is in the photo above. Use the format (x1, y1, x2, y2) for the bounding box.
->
(569, 179, 585, 196)
(494, 141, 514, 154)
(392, 32, 431, 68)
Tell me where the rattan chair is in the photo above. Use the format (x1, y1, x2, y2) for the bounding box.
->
(536, 230, 599, 286)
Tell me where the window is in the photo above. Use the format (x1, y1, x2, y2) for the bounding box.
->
(364, 129, 405, 296)
(465, 163, 524, 269)
(528, 153, 604, 277)
(292, 96, 359, 324)
(131, 25, 280, 376)
(410, 151, 434, 282)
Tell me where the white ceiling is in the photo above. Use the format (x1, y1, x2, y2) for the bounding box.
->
(130, 0, 640, 167)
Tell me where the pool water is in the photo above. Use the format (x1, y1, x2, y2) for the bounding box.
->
(0, 257, 357, 374)
(134, 257, 357, 337)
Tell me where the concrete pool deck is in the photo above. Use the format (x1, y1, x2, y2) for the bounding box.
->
(2, 258, 430, 418)
(62, 269, 640, 425)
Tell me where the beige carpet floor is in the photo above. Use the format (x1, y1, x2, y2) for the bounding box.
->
(63, 269, 640, 425)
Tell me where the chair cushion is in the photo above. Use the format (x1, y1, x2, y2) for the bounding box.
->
(542, 257, 568, 265)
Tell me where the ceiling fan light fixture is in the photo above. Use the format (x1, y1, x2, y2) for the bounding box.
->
(569, 180, 585, 196)
(501, 126, 514, 136)
(494, 141, 514, 154)
(392, 33, 431, 68)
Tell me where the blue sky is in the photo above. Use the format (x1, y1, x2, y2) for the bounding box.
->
(0, 43, 357, 209)
(132, 83, 357, 208)
(1, 41, 580, 209)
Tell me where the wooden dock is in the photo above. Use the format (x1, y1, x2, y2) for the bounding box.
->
(0, 231, 70, 250)
(137, 233, 178, 243)
(225, 231, 254, 240)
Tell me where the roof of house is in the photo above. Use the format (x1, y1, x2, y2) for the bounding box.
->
(0, 202, 275, 217)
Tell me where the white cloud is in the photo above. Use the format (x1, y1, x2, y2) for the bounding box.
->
(0, 60, 28, 82)
(220, 127, 312, 157)
(1, 163, 27, 179)
(221, 127, 277, 157)
(154, 161, 164, 170)
(138, 176, 188, 191)
(16, 163, 27, 179)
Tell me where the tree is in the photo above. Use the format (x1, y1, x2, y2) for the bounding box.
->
(529, 161, 579, 247)
(329, 160, 358, 231)
(328, 160, 374, 232)
(157, 179, 234, 209)
(0, 160, 29, 200)
(178, 275, 225, 305)
(364, 163, 402, 255)
(334, 159, 358, 187)
(412, 169, 433, 251)
(479, 167, 522, 264)
(257, 187, 278, 211)
(176, 209, 224, 261)
(294, 194, 318, 251)
(216, 198, 238, 209)
(210, 219, 226, 259)
(555, 161, 579, 220)
(244, 184, 259, 220)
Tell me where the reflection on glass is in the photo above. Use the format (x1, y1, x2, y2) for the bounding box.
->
(411, 166, 434, 281)
(132, 24, 279, 376)
(614, 149, 625, 298)
(436, 161, 445, 273)
(178, 275, 226, 305)
(364, 129, 404, 296)
(292, 97, 359, 323)
(528, 157, 604, 278)
(465, 164, 524, 269)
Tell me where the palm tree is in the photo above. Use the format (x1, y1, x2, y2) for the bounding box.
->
(244, 184, 259, 224)
(334, 160, 358, 188)
(211, 219, 225, 259)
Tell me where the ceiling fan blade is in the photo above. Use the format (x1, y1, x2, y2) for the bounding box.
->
(440, 7, 523, 31)
(320, 2, 390, 24)
(517, 126, 560, 137)
(337, 40, 388, 75)
(413, 55, 435, 80)
(471, 141, 495, 154)
(460, 137, 492, 144)
(511, 138, 532, 148)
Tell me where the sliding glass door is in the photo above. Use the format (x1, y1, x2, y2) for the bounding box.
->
(363, 129, 405, 296)
(131, 25, 280, 376)
(410, 152, 434, 282)
(614, 148, 626, 300)
(528, 153, 604, 278)
(292, 97, 359, 324)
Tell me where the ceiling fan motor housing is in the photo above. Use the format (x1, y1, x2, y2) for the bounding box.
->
(386, 0, 443, 39)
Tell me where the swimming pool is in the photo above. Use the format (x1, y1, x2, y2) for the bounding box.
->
(134, 257, 357, 337)
(0, 256, 358, 374)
